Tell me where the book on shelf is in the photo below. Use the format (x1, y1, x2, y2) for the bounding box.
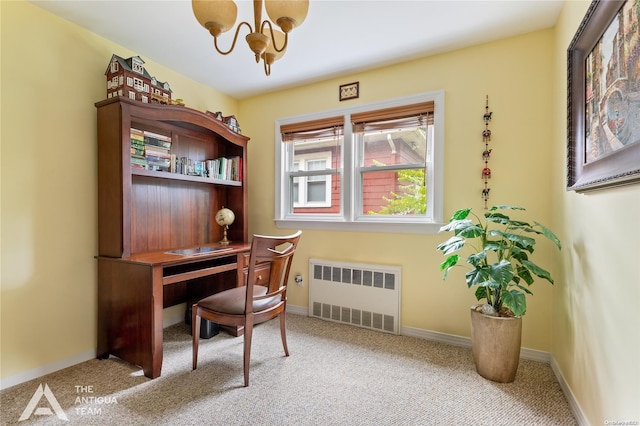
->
(143, 130, 171, 149)
(205, 156, 241, 181)
(130, 128, 144, 141)
(146, 156, 170, 172)
(146, 155, 171, 166)
(144, 147, 171, 159)
(142, 130, 171, 141)
(144, 137, 171, 150)
(131, 154, 148, 169)
(131, 129, 146, 157)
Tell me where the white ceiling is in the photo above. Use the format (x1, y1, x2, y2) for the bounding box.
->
(29, 0, 564, 99)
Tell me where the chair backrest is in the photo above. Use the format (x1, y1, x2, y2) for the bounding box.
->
(245, 230, 302, 313)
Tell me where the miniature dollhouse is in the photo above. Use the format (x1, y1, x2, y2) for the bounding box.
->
(105, 54, 172, 104)
(223, 115, 241, 133)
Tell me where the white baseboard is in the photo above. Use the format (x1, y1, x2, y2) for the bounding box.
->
(286, 304, 308, 316)
(0, 349, 96, 391)
(400, 325, 550, 363)
(550, 356, 589, 426)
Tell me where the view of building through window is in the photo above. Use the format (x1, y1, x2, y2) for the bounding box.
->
(357, 126, 429, 215)
(291, 138, 341, 213)
(287, 116, 430, 216)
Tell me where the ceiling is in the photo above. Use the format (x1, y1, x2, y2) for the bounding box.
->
(29, 0, 564, 100)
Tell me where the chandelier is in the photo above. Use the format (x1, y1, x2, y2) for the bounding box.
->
(192, 0, 309, 76)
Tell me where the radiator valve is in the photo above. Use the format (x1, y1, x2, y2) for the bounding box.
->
(294, 274, 303, 286)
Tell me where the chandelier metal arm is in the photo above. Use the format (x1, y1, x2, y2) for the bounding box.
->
(260, 20, 289, 53)
(193, 0, 308, 76)
(212, 21, 253, 56)
(263, 58, 271, 76)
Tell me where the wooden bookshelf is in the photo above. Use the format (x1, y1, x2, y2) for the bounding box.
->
(95, 97, 251, 378)
(95, 96, 249, 258)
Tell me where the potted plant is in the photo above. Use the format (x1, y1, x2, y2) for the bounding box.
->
(436, 205, 561, 382)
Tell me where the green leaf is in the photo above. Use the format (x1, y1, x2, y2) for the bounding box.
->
(490, 230, 536, 249)
(516, 264, 534, 285)
(534, 221, 562, 250)
(440, 254, 459, 270)
(458, 224, 484, 238)
(521, 259, 555, 284)
(439, 255, 459, 279)
(515, 283, 534, 295)
(489, 259, 515, 285)
(466, 251, 486, 267)
(466, 266, 491, 288)
(507, 220, 532, 229)
(439, 219, 482, 238)
(485, 240, 509, 251)
(436, 236, 465, 255)
(490, 205, 526, 212)
(485, 212, 510, 224)
(511, 248, 529, 262)
(475, 286, 488, 302)
(451, 208, 471, 221)
(501, 289, 527, 316)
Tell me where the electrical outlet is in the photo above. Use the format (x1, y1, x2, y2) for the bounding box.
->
(294, 274, 303, 286)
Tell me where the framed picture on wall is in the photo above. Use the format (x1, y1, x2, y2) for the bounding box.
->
(567, 0, 640, 191)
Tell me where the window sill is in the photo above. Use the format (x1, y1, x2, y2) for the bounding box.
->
(275, 219, 445, 234)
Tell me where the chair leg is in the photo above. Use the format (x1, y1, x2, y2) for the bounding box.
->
(192, 305, 200, 370)
(280, 312, 289, 357)
(243, 316, 254, 387)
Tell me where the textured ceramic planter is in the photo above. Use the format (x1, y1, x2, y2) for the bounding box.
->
(470, 306, 522, 383)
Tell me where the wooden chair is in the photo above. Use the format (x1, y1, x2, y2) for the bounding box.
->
(192, 231, 302, 386)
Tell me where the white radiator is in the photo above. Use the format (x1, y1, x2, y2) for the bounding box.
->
(308, 258, 401, 334)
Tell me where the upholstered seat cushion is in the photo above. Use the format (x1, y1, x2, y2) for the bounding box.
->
(197, 285, 281, 315)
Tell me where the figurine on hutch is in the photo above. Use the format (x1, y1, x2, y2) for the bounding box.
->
(223, 115, 241, 133)
(104, 54, 172, 104)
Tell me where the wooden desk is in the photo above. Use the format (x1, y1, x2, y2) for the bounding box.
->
(96, 243, 251, 378)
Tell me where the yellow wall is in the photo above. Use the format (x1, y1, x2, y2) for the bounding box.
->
(0, 1, 238, 380)
(2, 1, 639, 423)
(552, 1, 640, 423)
(242, 28, 558, 349)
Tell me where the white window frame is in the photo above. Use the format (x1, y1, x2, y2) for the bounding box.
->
(275, 90, 445, 234)
(292, 152, 333, 208)
(132, 58, 144, 74)
(134, 78, 144, 92)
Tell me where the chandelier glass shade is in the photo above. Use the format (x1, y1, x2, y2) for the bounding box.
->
(192, 0, 309, 76)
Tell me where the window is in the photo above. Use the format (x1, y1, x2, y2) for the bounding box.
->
(110, 60, 119, 73)
(293, 152, 333, 208)
(275, 91, 444, 233)
(131, 58, 144, 74)
(134, 78, 144, 92)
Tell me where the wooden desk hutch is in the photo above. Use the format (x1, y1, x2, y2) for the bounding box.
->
(95, 97, 251, 378)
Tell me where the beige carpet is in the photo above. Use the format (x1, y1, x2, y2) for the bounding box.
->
(1, 314, 576, 425)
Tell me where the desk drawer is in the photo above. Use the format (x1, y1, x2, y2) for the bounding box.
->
(243, 262, 271, 286)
